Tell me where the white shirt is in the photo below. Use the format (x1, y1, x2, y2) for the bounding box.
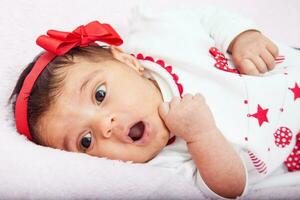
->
(125, 5, 300, 199)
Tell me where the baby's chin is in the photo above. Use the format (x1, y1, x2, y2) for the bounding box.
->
(133, 151, 163, 163)
(131, 140, 169, 163)
(145, 136, 170, 162)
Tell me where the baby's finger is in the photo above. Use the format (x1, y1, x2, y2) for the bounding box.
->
(261, 49, 275, 70)
(266, 42, 279, 58)
(252, 56, 268, 73)
(239, 59, 260, 75)
(158, 102, 170, 119)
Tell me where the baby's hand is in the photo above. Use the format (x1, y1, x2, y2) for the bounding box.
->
(158, 93, 217, 143)
(228, 30, 279, 75)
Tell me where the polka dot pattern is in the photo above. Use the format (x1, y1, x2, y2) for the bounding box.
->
(284, 133, 300, 172)
(274, 127, 293, 148)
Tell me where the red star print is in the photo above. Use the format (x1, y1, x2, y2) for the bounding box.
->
(289, 82, 300, 101)
(249, 104, 269, 127)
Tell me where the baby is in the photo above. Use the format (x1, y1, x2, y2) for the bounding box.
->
(9, 6, 300, 199)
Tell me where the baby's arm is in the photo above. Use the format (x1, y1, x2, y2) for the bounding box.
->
(199, 7, 279, 75)
(228, 30, 279, 75)
(159, 94, 246, 198)
(129, 5, 279, 76)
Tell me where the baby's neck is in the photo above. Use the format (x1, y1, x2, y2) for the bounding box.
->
(148, 78, 163, 99)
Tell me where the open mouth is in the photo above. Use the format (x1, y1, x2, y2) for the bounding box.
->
(128, 121, 145, 141)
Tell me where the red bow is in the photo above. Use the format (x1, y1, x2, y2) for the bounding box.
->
(36, 21, 123, 55)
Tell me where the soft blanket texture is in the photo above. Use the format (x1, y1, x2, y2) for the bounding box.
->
(1, 0, 300, 199)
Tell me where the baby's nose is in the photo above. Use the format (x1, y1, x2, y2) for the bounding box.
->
(101, 117, 115, 138)
(93, 113, 115, 139)
(102, 129, 112, 138)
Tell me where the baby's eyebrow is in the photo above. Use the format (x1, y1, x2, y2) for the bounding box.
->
(62, 126, 79, 152)
(62, 132, 73, 151)
(80, 69, 103, 94)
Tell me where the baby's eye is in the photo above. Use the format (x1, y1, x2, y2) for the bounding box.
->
(80, 132, 92, 151)
(95, 85, 106, 103)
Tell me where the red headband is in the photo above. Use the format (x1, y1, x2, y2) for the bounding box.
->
(15, 21, 123, 141)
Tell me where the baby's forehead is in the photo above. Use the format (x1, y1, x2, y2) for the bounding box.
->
(53, 56, 124, 101)
(54, 61, 112, 103)
(38, 102, 79, 147)
(72, 52, 116, 65)
(67, 57, 117, 72)
(40, 91, 82, 130)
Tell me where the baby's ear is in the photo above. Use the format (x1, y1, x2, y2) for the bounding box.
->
(110, 46, 144, 75)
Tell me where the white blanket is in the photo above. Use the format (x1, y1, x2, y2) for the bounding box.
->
(1, 0, 300, 199)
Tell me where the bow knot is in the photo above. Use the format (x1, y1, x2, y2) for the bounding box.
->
(73, 25, 91, 46)
(36, 21, 123, 55)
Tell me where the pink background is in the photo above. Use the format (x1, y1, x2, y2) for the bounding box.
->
(138, 0, 300, 47)
(0, 0, 299, 78)
(1, 0, 300, 47)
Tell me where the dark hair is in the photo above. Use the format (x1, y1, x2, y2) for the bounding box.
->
(9, 45, 113, 145)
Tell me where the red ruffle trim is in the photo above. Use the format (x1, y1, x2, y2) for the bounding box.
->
(132, 53, 184, 96)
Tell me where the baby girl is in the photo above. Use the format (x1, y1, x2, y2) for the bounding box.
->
(10, 6, 300, 199)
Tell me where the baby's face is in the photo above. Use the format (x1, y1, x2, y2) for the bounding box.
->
(38, 51, 170, 163)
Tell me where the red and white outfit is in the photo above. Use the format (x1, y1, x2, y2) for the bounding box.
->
(125, 5, 300, 199)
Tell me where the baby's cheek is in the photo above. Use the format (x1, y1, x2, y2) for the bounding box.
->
(89, 142, 115, 158)
(158, 128, 170, 144)
(150, 118, 169, 145)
